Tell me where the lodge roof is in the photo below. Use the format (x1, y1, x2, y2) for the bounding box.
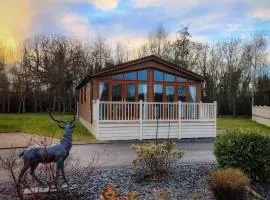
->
(76, 55, 205, 89)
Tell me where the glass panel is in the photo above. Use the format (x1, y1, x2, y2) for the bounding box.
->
(124, 72, 137, 80)
(154, 84, 163, 102)
(138, 70, 147, 80)
(138, 84, 147, 101)
(176, 76, 186, 82)
(166, 86, 174, 102)
(126, 84, 136, 101)
(164, 73, 175, 82)
(112, 84, 122, 101)
(178, 86, 186, 102)
(112, 73, 124, 79)
(99, 82, 109, 101)
(154, 70, 163, 81)
(188, 85, 197, 102)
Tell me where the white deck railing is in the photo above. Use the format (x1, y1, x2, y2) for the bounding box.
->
(93, 100, 217, 121)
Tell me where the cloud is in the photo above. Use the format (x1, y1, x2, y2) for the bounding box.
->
(59, 13, 95, 38)
(132, 0, 202, 9)
(252, 7, 270, 20)
(0, 0, 34, 49)
(89, 0, 118, 11)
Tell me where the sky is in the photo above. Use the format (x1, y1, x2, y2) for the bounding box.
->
(0, 0, 270, 62)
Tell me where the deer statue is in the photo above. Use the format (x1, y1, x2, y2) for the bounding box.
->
(18, 109, 76, 187)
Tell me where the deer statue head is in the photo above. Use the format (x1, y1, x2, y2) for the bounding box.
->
(48, 109, 76, 141)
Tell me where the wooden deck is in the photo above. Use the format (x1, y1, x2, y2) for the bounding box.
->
(81, 100, 217, 140)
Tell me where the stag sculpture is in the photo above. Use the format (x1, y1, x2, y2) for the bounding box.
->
(18, 110, 76, 187)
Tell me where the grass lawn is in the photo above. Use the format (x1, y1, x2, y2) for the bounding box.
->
(0, 113, 95, 141)
(217, 117, 270, 134)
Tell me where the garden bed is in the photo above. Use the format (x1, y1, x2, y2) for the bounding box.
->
(79, 164, 270, 200)
(1, 164, 269, 199)
(80, 164, 215, 199)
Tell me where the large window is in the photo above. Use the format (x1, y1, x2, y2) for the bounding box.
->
(138, 84, 147, 101)
(112, 73, 124, 79)
(112, 84, 122, 101)
(154, 70, 163, 81)
(138, 70, 147, 80)
(178, 86, 186, 102)
(188, 85, 197, 102)
(166, 86, 174, 102)
(112, 70, 148, 81)
(176, 76, 186, 82)
(124, 72, 137, 80)
(154, 84, 163, 102)
(164, 73, 175, 82)
(99, 82, 109, 101)
(126, 84, 136, 101)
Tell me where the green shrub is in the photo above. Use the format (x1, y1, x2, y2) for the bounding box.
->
(208, 168, 249, 200)
(132, 140, 184, 180)
(214, 129, 270, 182)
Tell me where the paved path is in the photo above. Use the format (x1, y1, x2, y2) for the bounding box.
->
(0, 133, 60, 148)
(70, 141, 215, 168)
(0, 141, 215, 182)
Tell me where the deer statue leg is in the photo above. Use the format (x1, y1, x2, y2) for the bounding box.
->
(55, 157, 64, 185)
(30, 162, 44, 185)
(18, 161, 30, 187)
(61, 167, 69, 186)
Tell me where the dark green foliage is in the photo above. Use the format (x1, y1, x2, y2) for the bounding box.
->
(214, 129, 270, 182)
(208, 168, 249, 200)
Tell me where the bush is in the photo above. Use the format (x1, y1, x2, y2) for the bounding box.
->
(208, 168, 249, 200)
(132, 140, 184, 180)
(214, 129, 270, 182)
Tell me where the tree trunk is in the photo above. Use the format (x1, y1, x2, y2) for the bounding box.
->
(22, 100, 25, 113)
(18, 101, 21, 113)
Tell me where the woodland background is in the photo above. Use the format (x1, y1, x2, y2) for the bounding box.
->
(0, 24, 269, 116)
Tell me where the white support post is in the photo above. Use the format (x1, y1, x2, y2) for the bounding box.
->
(139, 100, 143, 140)
(76, 101, 79, 119)
(178, 101, 182, 139)
(199, 101, 202, 120)
(214, 101, 217, 137)
(96, 99, 100, 139)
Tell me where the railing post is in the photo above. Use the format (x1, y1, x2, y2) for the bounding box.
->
(214, 101, 217, 137)
(139, 100, 143, 140)
(96, 99, 100, 139)
(178, 101, 182, 139)
(199, 101, 202, 120)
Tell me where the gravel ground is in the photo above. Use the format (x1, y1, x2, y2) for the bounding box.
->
(1, 164, 269, 200)
(81, 164, 216, 200)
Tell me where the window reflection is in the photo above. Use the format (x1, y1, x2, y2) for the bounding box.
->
(164, 73, 175, 82)
(166, 86, 174, 102)
(138, 70, 147, 80)
(138, 84, 147, 101)
(178, 86, 186, 102)
(124, 72, 137, 80)
(154, 70, 163, 81)
(112, 84, 122, 101)
(112, 73, 124, 79)
(176, 76, 186, 82)
(126, 84, 136, 101)
(154, 84, 163, 102)
(99, 82, 109, 101)
(188, 85, 196, 102)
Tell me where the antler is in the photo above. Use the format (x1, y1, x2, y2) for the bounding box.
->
(70, 108, 76, 124)
(47, 108, 66, 124)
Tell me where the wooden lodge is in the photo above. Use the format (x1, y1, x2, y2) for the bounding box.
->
(76, 55, 216, 140)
